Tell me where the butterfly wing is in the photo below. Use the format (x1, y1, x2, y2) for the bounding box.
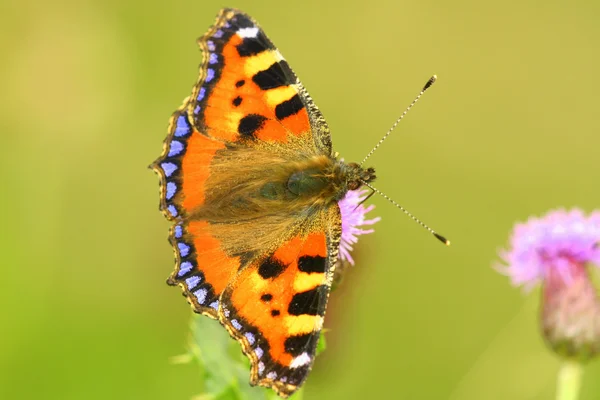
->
(188, 8, 332, 153)
(153, 110, 223, 221)
(163, 220, 241, 318)
(220, 206, 342, 398)
(152, 107, 238, 317)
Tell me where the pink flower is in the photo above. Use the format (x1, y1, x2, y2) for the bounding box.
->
(497, 209, 600, 289)
(337, 189, 380, 265)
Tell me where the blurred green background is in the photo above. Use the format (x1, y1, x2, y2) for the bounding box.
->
(2, 0, 599, 398)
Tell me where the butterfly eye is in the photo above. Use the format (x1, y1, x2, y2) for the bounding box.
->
(348, 181, 360, 191)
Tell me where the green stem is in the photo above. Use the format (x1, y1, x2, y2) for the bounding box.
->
(556, 360, 583, 400)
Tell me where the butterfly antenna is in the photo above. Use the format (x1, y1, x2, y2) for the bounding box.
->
(361, 75, 437, 165)
(361, 181, 450, 246)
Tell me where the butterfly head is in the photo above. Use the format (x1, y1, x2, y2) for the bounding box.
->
(342, 162, 376, 191)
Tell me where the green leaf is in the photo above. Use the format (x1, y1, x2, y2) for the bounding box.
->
(316, 331, 327, 356)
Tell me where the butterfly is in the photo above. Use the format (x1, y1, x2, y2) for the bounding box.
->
(151, 8, 380, 398)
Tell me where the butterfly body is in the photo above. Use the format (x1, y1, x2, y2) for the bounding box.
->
(200, 148, 374, 214)
(153, 8, 376, 397)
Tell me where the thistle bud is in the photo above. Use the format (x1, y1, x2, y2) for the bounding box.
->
(541, 259, 600, 360)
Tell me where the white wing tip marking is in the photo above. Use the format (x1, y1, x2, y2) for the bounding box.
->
(290, 352, 311, 369)
(237, 27, 259, 38)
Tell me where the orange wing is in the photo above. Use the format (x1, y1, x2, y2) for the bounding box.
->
(164, 220, 240, 318)
(151, 107, 238, 316)
(152, 109, 224, 220)
(187, 8, 332, 150)
(219, 206, 342, 398)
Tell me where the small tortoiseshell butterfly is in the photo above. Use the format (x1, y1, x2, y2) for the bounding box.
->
(152, 8, 441, 398)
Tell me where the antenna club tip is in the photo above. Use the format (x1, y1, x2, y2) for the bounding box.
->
(423, 75, 437, 91)
(433, 232, 450, 246)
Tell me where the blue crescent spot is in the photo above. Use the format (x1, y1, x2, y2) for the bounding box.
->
(194, 105, 201, 114)
(213, 30, 223, 38)
(255, 347, 263, 359)
(209, 53, 218, 65)
(168, 140, 184, 157)
(207, 40, 215, 51)
(185, 275, 201, 290)
(209, 301, 219, 310)
(194, 288, 207, 304)
(160, 162, 177, 177)
(258, 362, 265, 375)
(244, 332, 256, 345)
(178, 261, 193, 276)
(167, 205, 178, 217)
(178, 242, 190, 257)
(206, 69, 215, 82)
(174, 224, 183, 238)
(166, 182, 177, 200)
(231, 319, 242, 330)
(197, 87, 206, 101)
(174, 115, 191, 137)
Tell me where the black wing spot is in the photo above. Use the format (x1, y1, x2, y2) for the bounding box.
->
(298, 255, 326, 274)
(252, 61, 294, 90)
(235, 79, 245, 88)
(261, 293, 273, 302)
(271, 309, 280, 317)
(232, 96, 242, 107)
(238, 114, 267, 137)
(258, 257, 287, 279)
(284, 333, 317, 356)
(288, 285, 326, 316)
(275, 94, 304, 120)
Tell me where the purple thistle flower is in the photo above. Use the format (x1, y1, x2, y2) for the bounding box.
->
(337, 189, 381, 265)
(497, 209, 600, 289)
(496, 208, 600, 360)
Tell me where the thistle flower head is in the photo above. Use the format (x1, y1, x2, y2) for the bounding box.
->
(337, 189, 381, 265)
(497, 209, 600, 289)
(496, 208, 600, 360)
